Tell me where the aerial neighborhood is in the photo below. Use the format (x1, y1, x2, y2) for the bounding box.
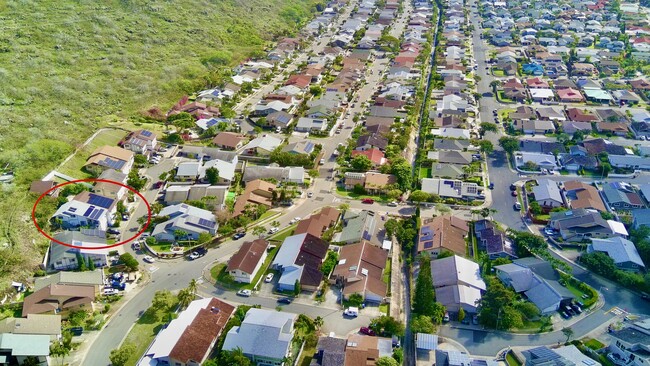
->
(3, 0, 650, 365)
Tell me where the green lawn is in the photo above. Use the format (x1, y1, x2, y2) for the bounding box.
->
(492, 69, 505, 76)
(121, 304, 178, 366)
(379, 303, 389, 315)
(335, 187, 389, 203)
(419, 167, 432, 179)
(268, 224, 297, 243)
(382, 258, 391, 285)
(584, 339, 605, 350)
(497, 90, 514, 103)
(59, 128, 127, 179)
(252, 210, 279, 225)
(565, 280, 597, 307)
(211, 245, 281, 291)
(499, 108, 516, 119)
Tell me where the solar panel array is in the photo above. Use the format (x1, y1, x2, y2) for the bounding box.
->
(99, 157, 126, 170)
(420, 226, 433, 241)
(305, 141, 315, 153)
(82, 205, 105, 220)
(87, 193, 114, 209)
(423, 241, 434, 249)
(197, 218, 217, 228)
(140, 130, 153, 137)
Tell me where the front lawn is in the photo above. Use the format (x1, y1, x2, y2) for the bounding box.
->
(335, 187, 389, 202)
(211, 244, 281, 291)
(379, 303, 389, 315)
(419, 167, 432, 179)
(506, 352, 522, 366)
(497, 90, 514, 103)
(584, 338, 605, 350)
(492, 69, 505, 77)
(121, 302, 178, 366)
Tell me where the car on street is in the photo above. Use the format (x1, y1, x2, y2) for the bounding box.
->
(319, 158, 325, 165)
(265, 273, 274, 283)
(188, 249, 206, 260)
(277, 297, 293, 304)
(362, 198, 374, 204)
(307, 192, 313, 198)
(514, 202, 522, 211)
(268, 227, 279, 235)
(489, 182, 494, 189)
(153, 181, 164, 189)
(143, 256, 155, 263)
(510, 184, 517, 191)
(132, 242, 141, 250)
(387, 201, 398, 207)
(232, 231, 246, 240)
(107, 228, 121, 235)
(344, 307, 359, 317)
(560, 311, 570, 319)
(511, 190, 518, 197)
(359, 327, 376, 336)
(122, 213, 129, 221)
(237, 289, 252, 297)
(544, 228, 555, 236)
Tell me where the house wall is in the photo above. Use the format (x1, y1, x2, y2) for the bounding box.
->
(609, 340, 650, 366)
(230, 251, 268, 283)
(539, 199, 562, 208)
(52, 253, 107, 271)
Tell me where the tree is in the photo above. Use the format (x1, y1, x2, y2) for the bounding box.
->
(529, 201, 542, 215)
(88, 257, 96, 271)
(314, 316, 324, 329)
(348, 293, 364, 307)
(479, 122, 498, 136)
(174, 229, 189, 240)
(308, 169, 319, 179)
(220, 347, 251, 366)
(294, 279, 301, 295)
(127, 170, 147, 191)
(198, 232, 213, 245)
(458, 308, 466, 323)
(522, 161, 538, 171)
(50, 330, 73, 366)
(76, 252, 87, 271)
(386, 189, 402, 201)
(430, 302, 447, 324)
(109, 343, 136, 366)
(119, 253, 139, 272)
(177, 288, 194, 310)
(351, 154, 373, 171)
(562, 327, 574, 342)
(499, 136, 520, 154)
(369, 315, 405, 337)
(151, 290, 176, 315)
(376, 356, 399, 366)
(411, 314, 435, 333)
(409, 190, 430, 205)
(477, 140, 494, 154)
(413, 256, 437, 317)
(392, 348, 404, 365)
(338, 203, 350, 213)
(252, 226, 267, 238)
(384, 218, 400, 237)
(271, 220, 280, 229)
(477, 277, 519, 329)
(205, 167, 220, 185)
(391, 159, 412, 191)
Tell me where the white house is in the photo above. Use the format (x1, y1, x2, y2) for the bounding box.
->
(152, 204, 217, 242)
(226, 239, 269, 283)
(48, 230, 109, 271)
(52, 200, 109, 231)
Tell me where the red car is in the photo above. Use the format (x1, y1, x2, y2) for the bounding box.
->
(361, 198, 374, 204)
(153, 181, 164, 189)
(511, 190, 518, 196)
(359, 327, 376, 336)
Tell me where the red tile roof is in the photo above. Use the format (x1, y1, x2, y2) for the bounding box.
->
(351, 149, 386, 166)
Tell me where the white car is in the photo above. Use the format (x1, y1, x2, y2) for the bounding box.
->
(237, 289, 252, 297)
(103, 288, 119, 296)
(265, 273, 274, 283)
(268, 227, 279, 235)
(143, 256, 155, 263)
(307, 192, 313, 198)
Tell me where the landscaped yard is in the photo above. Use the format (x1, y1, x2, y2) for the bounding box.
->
(382, 258, 391, 285)
(492, 69, 505, 77)
(499, 108, 515, 119)
(419, 167, 432, 179)
(506, 351, 522, 366)
(565, 279, 598, 308)
(584, 338, 605, 350)
(268, 224, 297, 244)
(335, 187, 389, 203)
(379, 303, 389, 315)
(497, 90, 514, 103)
(211, 244, 280, 291)
(121, 302, 178, 366)
(58, 128, 128, 179)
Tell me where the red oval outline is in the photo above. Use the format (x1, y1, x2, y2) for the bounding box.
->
(31, 178, 152, 250)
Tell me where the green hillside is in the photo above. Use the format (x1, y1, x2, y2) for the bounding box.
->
(0, 0, 319, 289)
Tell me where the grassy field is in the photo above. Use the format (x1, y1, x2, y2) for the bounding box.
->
(58, 128, 127, 178)
(121, 303, 178, 366)
(0, 0, 320, 290)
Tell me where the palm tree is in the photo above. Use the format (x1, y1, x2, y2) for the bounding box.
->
(479, 207, 497, 219)
(187, 279, 198, 297)
(252, 226, 267, 238)
(177, 288, 194, 310)
(338, 203, 350, 214)
(314, 316, 324, 329)
(271, 220, 281, 228)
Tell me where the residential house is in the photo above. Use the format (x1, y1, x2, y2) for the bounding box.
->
(417, 216, 469, 257)
(295, 117, 328, 133)
(314, 336, 346, 366)
(529, 88, 555, 103)
(521, 119, 556, 134)
(588, 237, 645, 272)
(364, 173, 397, 195)
(22, 270, 104, 316)
(331, 241, 388, 303)
(433, 138, 471, 151)
(608, 318, 650, 366)
(583, 88, 613, 104)
(152, 203, 217, 242)
(556, 88, 585, 102)
(233, 179, 276, 218)
(515, 152, 559, 171)
(420, 178, 480, 199)
(0, 334, 50, 366)
(532, 179, 564, 208)
(121, 129, 157, 155)
(495, 258, 574, 313)
(344, 172, 366, 190)
(561, 121, 593, 134)
(222, 308, 297, 366)
(356, 132, 389, 151)
(48, 230, 108, 271)
(632, 209, 650, 229)
(536, 106, 567, 122)
(164, 184, 228, 207)
(596, 122, 629, 136)
(613, 90, 641, 105)
(212, 132, 247, 151)
(474, 219, 517, 259)
(563, 181, 607, 212)
(138, 298, 235, 366)
(266, 111, 294, 129)
(272, 233, 329, 292)
(566, 108, 599, 122)
(436, 350, 498, 366)
(29, 180, 59, 197)
(93, 169, 128, 200)
(0, 314, 61, 341)
(335, 210, 377, 244)
(522, 347, 589, 366)
(84, 145, 134, 175)
(73, 191, 118, 223)
(431, 163, 464, 179)
(351, 149, 386, 167)
(283, 141, 317, 155)
(242, 166, 305, 185)
(430, 128, 471, 140)
(226, 239, 269, 283)
(572, 62, 598, 76)
(609, 155, 650, 170)
(295, 207, 340, 238)
(602, 182, 645, 210)
(52, 200, 109, 231)
(430, 150, 473, 165)
(596, 108, 628, 123)
(582, 138, 627, 156)
(241, 135, 283, 156)
(343, 334, 394, 366)
(519, 140, 566, 155)
(430, 255, 486, 313)
(549, 208, 628, 242)
(526, 77, 550, 89)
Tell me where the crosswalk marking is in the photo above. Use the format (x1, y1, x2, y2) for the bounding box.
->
(607, 306, 627, 316)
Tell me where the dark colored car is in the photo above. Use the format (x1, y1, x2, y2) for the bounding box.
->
(232, 232, 246, 240)
(510, 184, 517, 191)
(107, 228, 121, 235)
(511, 190, 518, 196)
(489, 183, 494, 189)
(69, 327, 84, 336)
(153, 181, 164, 189)
(360, 327, 376, 336)
(277, 297, 293, 304)
(194, 247, 207, 256)
(362, 198, 374, 204)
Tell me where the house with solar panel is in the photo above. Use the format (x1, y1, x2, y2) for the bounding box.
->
(152, 204, 218, 242)
(84, 145, 134, 175)
(121, 129, 157, 155)
(51, 200, 110, 231)
(73, 191, 119, 224)
(48, 230, 108, 271)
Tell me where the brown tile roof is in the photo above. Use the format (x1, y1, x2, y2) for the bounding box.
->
(30, 180, 58, 196)
(596, 122, 629, 134)
(211, 132, 246, 149)
(567, 108, 598, 122)
(332, 241, 388, 298)
(169, 298, 235, 364)
(226, 239, 269, 274)
(233, 179, 277, 217)
(364, 172, 397, 190)
(344, 334, 382, 366)
(563, 181, 607, 212)
(286, 74, 312, 89)
(295, 207, 340, 238)
(85, 145, 134, 166)
(417, 215, 469, 255)
(22, 284, 95, 316)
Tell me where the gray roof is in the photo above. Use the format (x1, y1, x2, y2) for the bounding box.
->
(434, 138, 471, 151)
(416, 333, 438, 350)
(50, 231, 108, 265)
(316, 336, 346, 366)
(633, 208, 650, 228)
(243, 166, 305, 183)
(532, 179, 563, 204)
(34, 270, 104, 291)
(589, 237, 645, 268)
(437, 150, 473, 165)
(431, 163, 464, 178)
(222, 308, 296, 360)
(176, 161, 201, 177)
(336, 210, 375, 243)
(431, 255, 486, 291)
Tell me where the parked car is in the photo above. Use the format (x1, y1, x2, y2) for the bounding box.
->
(268, 227, 279, 235)
(511, 190, 518, 197)
(232, 231, 246, 240)
(103, 288, 119, 296)
(387, 201, 398, 207)
(319, 158, 325, 165)
(107, 228, 121, 235)
(188, 252, 200, 260)
(153, 181, 164, 189)
(237, 289, 252, 297)
(143, 256, 155, 263)
(514, 202, 522, 211)
(122, 213, 129, 221)
(443, 312, 450, 322)
(307, 191, 313, 198)
(544, 228, 555, 236)
(362, 198, 374, 204)
(489, 182, 494, 189)
(265, 273, 274, 283)
(359, 327, 376, 336)
(132, 242, 141, 251)
(277, 297, 293, 304)
(510, 184, 517, 191)
(344, 307, 359, 317)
